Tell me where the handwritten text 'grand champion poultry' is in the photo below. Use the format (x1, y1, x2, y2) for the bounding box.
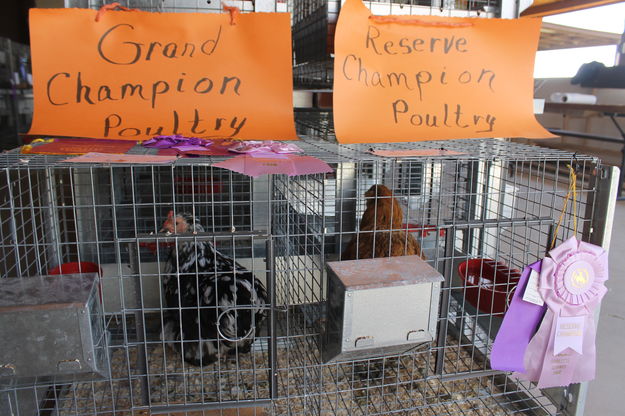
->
(43, 24, 247, 138)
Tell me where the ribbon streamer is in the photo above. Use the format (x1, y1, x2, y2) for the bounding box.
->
(491, 261, 547, 372)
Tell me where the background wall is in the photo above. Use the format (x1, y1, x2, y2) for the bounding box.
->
(526, 78, 625, 166)
(0, 1, 36, 44)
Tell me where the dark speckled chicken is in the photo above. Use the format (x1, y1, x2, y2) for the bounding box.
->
(159, 211, 267, 366)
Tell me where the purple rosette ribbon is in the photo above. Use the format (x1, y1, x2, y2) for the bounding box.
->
(142, 137, 302, 155)
(516, 237, 608, 388)
(142, 135, 211, 151)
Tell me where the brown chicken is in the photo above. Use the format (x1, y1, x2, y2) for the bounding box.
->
(342, 184, 425, 260)
(339, 185, 425, 384)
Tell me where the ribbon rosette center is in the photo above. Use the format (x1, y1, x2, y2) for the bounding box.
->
(544, 239, 608, 315)
(563, 260, 593, 296)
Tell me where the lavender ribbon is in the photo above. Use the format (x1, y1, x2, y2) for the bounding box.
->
(228, 140, 302, 154)
(142, 135, 211, 151)
(491, 260, 547, 373)
(142, 137, 302, 155)
(516, 237, 608, 388)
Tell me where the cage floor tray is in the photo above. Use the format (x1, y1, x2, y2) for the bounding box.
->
(51, 333, 547, 416)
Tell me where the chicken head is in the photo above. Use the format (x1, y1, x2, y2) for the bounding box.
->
(160, 210, 190, 234)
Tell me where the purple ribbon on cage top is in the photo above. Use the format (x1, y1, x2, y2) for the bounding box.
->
(515, 237, 608, 388)
(142, 135, 211, 152)
(142, 136, 302, 154)
(228, 140, 302, 154)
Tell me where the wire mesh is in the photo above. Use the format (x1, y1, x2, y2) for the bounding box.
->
(0, 119, 605, 415)
(0, 0, 597, 414)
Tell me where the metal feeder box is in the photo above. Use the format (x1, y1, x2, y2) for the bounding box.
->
(0, 273, 109, 385)
(323, 256, 443, 362)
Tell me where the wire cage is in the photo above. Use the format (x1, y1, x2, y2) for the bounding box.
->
(0, 153, 276, 414)
(0, 120, 617, 415)
(2, 2, 617, 415)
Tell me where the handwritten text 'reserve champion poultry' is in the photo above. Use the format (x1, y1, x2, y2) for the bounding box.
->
(43, 24, 246, 138)
(340, 26, 497, 133)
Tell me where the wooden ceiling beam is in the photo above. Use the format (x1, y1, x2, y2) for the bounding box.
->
(522, 0, 624, 18)
(538, 22, 621, 50)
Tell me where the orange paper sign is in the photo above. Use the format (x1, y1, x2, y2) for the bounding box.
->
(28, 8, 297, 141)
(333, 0, 554, 143)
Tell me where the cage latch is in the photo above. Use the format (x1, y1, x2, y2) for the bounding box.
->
(0, 364, 15, 376)
(406, 330, 426, 341)
(57, 359, 82, 372)
(354, 336, 374, 348)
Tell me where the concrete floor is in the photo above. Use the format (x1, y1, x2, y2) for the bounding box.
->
(584, 200, 625, 415)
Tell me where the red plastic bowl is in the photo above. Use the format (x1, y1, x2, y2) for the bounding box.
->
(458, 259, 521, 315)
(48, 261, 102, 276)
(48, 262, 103, 301)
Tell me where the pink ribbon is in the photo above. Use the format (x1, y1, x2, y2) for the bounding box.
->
(227, 140, 302, 154)
(516, 237, 608, 388)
